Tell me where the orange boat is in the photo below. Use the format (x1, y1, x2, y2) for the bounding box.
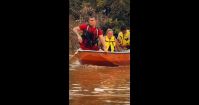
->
(76, 49, 130, 66)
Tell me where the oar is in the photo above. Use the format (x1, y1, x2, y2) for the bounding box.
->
(69, 49, 79, 64)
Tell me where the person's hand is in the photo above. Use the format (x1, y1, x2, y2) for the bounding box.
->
(77, 36, 82, 43)
(104, 49, 108, 52)
(103, 46, 108, 52)
(115, 46, 121, 52)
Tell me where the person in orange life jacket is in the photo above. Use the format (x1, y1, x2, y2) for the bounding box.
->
(73, 15, 107, 52)
(104, 29, 121, 52)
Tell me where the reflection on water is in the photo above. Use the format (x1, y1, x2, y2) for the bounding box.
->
(69, 61, 130, 105)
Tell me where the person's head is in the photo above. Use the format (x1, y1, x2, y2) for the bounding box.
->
(88, 15, 98, 27)
(86, 3, 90, 8)
(120, 25, 127, 34)
(106, 29, 113, 38)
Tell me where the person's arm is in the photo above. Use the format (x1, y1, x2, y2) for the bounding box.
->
(115, 38, 121, 52)
(99, 35, 107, 52)
(98, 37, 102, 49)
(117, 33, 122, 46)
(73, 26, 83, 43)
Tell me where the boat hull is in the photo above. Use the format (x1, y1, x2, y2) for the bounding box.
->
(77, 50, 130, 66)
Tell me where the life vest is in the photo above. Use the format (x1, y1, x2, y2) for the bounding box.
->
(117, 30, 130, 47)
(81, 25, 99, 47)
(105, 35, 116, 52)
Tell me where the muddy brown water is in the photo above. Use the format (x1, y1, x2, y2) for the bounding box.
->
(69, 60, 130, 105)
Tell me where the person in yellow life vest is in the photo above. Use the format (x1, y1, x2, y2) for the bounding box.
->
(117, 25, 130, 50)
(104, 29, 120, 52)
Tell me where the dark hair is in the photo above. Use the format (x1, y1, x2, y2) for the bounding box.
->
(88, 14, 97, 20)
(120, 25, 127, 31)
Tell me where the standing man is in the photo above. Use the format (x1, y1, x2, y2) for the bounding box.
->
(73, 15, 107, 52)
